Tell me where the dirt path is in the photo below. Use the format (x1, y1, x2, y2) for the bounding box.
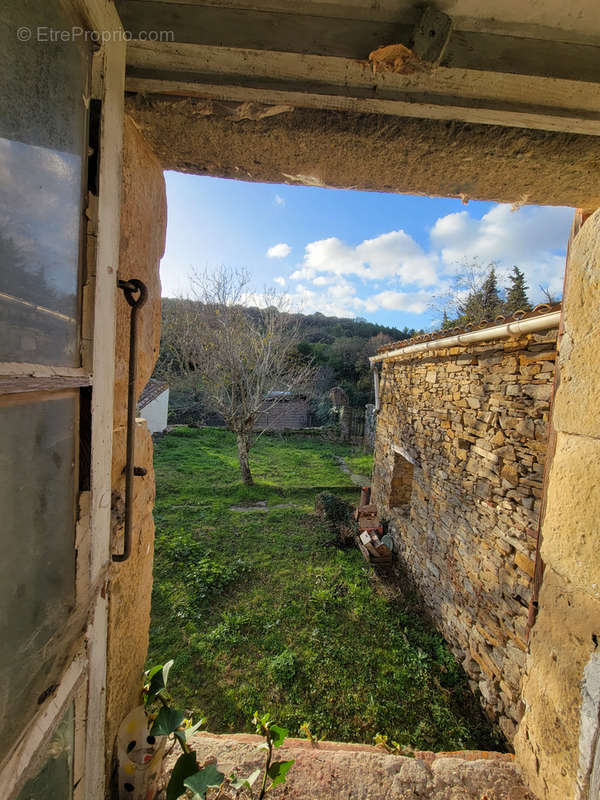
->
(337, 456, 370, 487)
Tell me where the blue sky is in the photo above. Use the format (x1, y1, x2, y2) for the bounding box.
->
(160, 171, 573, 330)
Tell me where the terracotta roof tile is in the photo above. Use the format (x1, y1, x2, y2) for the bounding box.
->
(377, 302, 562, 355)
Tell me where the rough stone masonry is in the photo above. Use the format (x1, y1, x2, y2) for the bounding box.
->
(371, 326, 558, 744)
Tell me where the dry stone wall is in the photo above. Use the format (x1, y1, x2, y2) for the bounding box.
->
(371, 329, 558, 744)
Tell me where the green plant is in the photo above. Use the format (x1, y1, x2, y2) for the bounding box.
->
(144, 660, 224, 799)
(230, 713, 294, 799)
(299, 721, 321, 747)
(268, 650, 297, 687)
(145, 661, 295, 799)
(149, 429, 503, 752)
(373, 732, 415, 758)
(315, 492, 352, 526)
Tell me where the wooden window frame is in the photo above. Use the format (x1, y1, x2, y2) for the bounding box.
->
(0, 1, 125, 797)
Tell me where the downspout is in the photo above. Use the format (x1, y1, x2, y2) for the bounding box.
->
(369, 309, 561, 365)
(372, 364, 380, 412)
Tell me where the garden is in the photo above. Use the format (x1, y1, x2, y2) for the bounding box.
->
(149, 427, 500, 752)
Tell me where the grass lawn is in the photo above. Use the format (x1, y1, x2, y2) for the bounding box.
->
(149, 427, 500, 751)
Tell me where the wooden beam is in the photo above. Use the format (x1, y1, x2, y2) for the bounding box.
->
(446, 30, 600, 83)
(116, 0, 421, 24)
(117, 0, 412, 59)
(116, 0, 600, 82)
(0, 375, 92, 395)
(125, 42, 600, 135)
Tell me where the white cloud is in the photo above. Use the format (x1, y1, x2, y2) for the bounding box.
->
(356, 231, 437, 285)
(368, 290, 430, 314)
(282, 281, 430, 319)
(312, 275, 338, 286)
(290, 266, 316, 280)
(430, 204, 572, 300)
(273, 276, 286, 286)
(267, 242, 291, 259)
(274, 194, 285, 207)
(270, 203, 572, 322)
(302, 231, 437, 287)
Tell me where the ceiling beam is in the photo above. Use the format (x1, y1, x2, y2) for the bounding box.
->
(125, 41, 600, 135)
(116, 0, 600, 82)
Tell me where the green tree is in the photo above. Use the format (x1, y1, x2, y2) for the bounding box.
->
(456, 265, 503, 323)
(505, 266, 531, 315)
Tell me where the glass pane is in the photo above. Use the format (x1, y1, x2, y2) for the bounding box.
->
(0, 395, 77, 765)
(0, 1, 90, 365)
(16, 703, 74, 800)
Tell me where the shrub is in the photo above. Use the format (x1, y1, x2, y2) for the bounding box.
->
(269, 649, 297, 687)
(315, 492, 352, 525)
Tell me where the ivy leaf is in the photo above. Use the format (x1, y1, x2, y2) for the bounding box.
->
(166, 752, 199, 800)
(267, 759, 294, 787)
(150, 707, 185, 736)
(146, 663, 163, 681)
(147, 659, 174, 702)
(183, 764, 225, 799)
(230, 768, 261, 790)
(174, 729, 187, 748)
(270, 725, 288, 748)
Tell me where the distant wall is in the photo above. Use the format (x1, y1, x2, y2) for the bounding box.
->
(515, 210, 600, 800)
(372, 327, 558, 742)
(255, 399, 309, 431)
(141, 388, 169, 434)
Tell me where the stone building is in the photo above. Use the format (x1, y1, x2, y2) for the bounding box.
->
(370, 308, 560, 743)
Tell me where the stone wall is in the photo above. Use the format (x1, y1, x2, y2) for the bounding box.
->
(371, 327, 558, 743)
(105, 115, 166, 789)
(514, 210, 600, 800)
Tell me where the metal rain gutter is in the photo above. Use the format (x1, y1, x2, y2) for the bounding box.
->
(369, 310, 561, 365)
(369, 309, 561, 412)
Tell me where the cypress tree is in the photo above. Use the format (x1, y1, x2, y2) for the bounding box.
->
(505, 266, 531, 315)
(479, 268, 503, 320)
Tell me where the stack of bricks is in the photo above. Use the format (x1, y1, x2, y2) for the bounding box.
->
(371, 328, 557, 743)
(354, 493, 393, 566)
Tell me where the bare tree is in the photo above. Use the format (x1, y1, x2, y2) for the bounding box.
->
(163, 267, 317, 485)
(539, 284, 560, 304)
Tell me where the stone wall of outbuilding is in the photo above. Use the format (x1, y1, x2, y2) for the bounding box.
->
(371, 326, 558, 744)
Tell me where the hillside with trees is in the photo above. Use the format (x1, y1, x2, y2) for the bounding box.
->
(154, 296, 418, 425)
